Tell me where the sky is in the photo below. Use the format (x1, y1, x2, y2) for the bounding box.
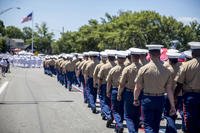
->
(0, 0, 200, 40)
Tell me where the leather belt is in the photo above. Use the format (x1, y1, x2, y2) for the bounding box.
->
(112, 86, 118, 88)
(125, 88, 133, 92)
(143, 93, 165, 96)
(112, 87, 118, 90)
(184, 89, 200, 93)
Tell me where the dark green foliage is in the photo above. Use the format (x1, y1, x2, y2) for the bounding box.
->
(55, 10, 200, 53)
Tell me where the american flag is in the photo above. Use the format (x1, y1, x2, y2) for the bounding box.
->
(21, 12, 33, 23)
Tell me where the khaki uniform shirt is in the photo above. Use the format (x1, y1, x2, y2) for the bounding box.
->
(179, 62, 189, 91)
(135, 59, 173, 94)
(76, 61, 81, 69)
(78, 60, 86, 70)
(58, 59, 64, 70)
(72, 58, 78, 71)
(175, 57, 200, 91)
(55, 59, 60, 69)
(45, 59, 50, 67)
(114, 60, 118, 65)
(61, 60, 68, 73)
(164, 61, 183, 95)
(118, 62, 142, 95)
(82, 59, 92, 75)
(106, 64, 125, 93)
(124, 59, 131, 67)
(65, 61, 74, 72)
(93, 62, 105, 82)
(49, 59, 55, 66)
(98, 61, 116, 84)
(85, 60, 99, 78)
(73, 58, 78, 64)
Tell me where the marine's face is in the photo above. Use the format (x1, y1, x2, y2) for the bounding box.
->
(131, 54, 140, 62)
(149, 50, 161, 57)
(117, 57, 126, 64)
(84, 56, 88, 60)
(140, 54, 146, 58)
(101, 57, 107, 62)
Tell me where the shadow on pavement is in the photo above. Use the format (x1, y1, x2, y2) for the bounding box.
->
(0, 100, 74, 104)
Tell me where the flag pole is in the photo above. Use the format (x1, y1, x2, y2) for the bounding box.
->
(31, 11, 34, 53)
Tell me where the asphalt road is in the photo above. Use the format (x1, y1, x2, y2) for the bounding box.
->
(0, 67, 183, 133)
(0, 68, 114, 133)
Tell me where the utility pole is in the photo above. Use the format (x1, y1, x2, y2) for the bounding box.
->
(62, 27, 64, 34)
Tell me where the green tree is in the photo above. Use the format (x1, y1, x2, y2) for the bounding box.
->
(22, 27, 33, 42)
(34, 22, 54, 54)
(54, 10, 200, 53)
(0, 20, 5, 36)
(0, 36, 7, 53)
(5, 26, 23, 39)
(51, 41, 60, 54)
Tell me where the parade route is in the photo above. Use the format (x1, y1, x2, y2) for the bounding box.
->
(0, 68, 112, 133)
(0, 81, 8, 95)
(0, 67, 184, 133)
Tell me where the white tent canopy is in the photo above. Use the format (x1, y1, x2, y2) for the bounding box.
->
(18, 50, 33, 55)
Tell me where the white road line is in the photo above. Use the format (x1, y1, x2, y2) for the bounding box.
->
(72, 84, 100, 103)
(72, 84, 83, 92)
(0, 81, 9, 95)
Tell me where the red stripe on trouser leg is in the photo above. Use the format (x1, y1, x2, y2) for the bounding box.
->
(183, 99, 189, 131)
(140, 105, 144, 121)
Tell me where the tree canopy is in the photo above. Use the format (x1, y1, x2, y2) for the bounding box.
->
(5, 26, 24, 39)
(34, 22, 54, 54)
(54, 10, 200, 53)
(0, 21, 54, 54)
(0, 20, 5, 36)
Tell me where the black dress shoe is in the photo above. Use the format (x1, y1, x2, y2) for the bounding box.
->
(92, 108, 96, 114)
(115, 127, 123, 133)
(106, 118, 112, 128)
(102, 115, 107, 120)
